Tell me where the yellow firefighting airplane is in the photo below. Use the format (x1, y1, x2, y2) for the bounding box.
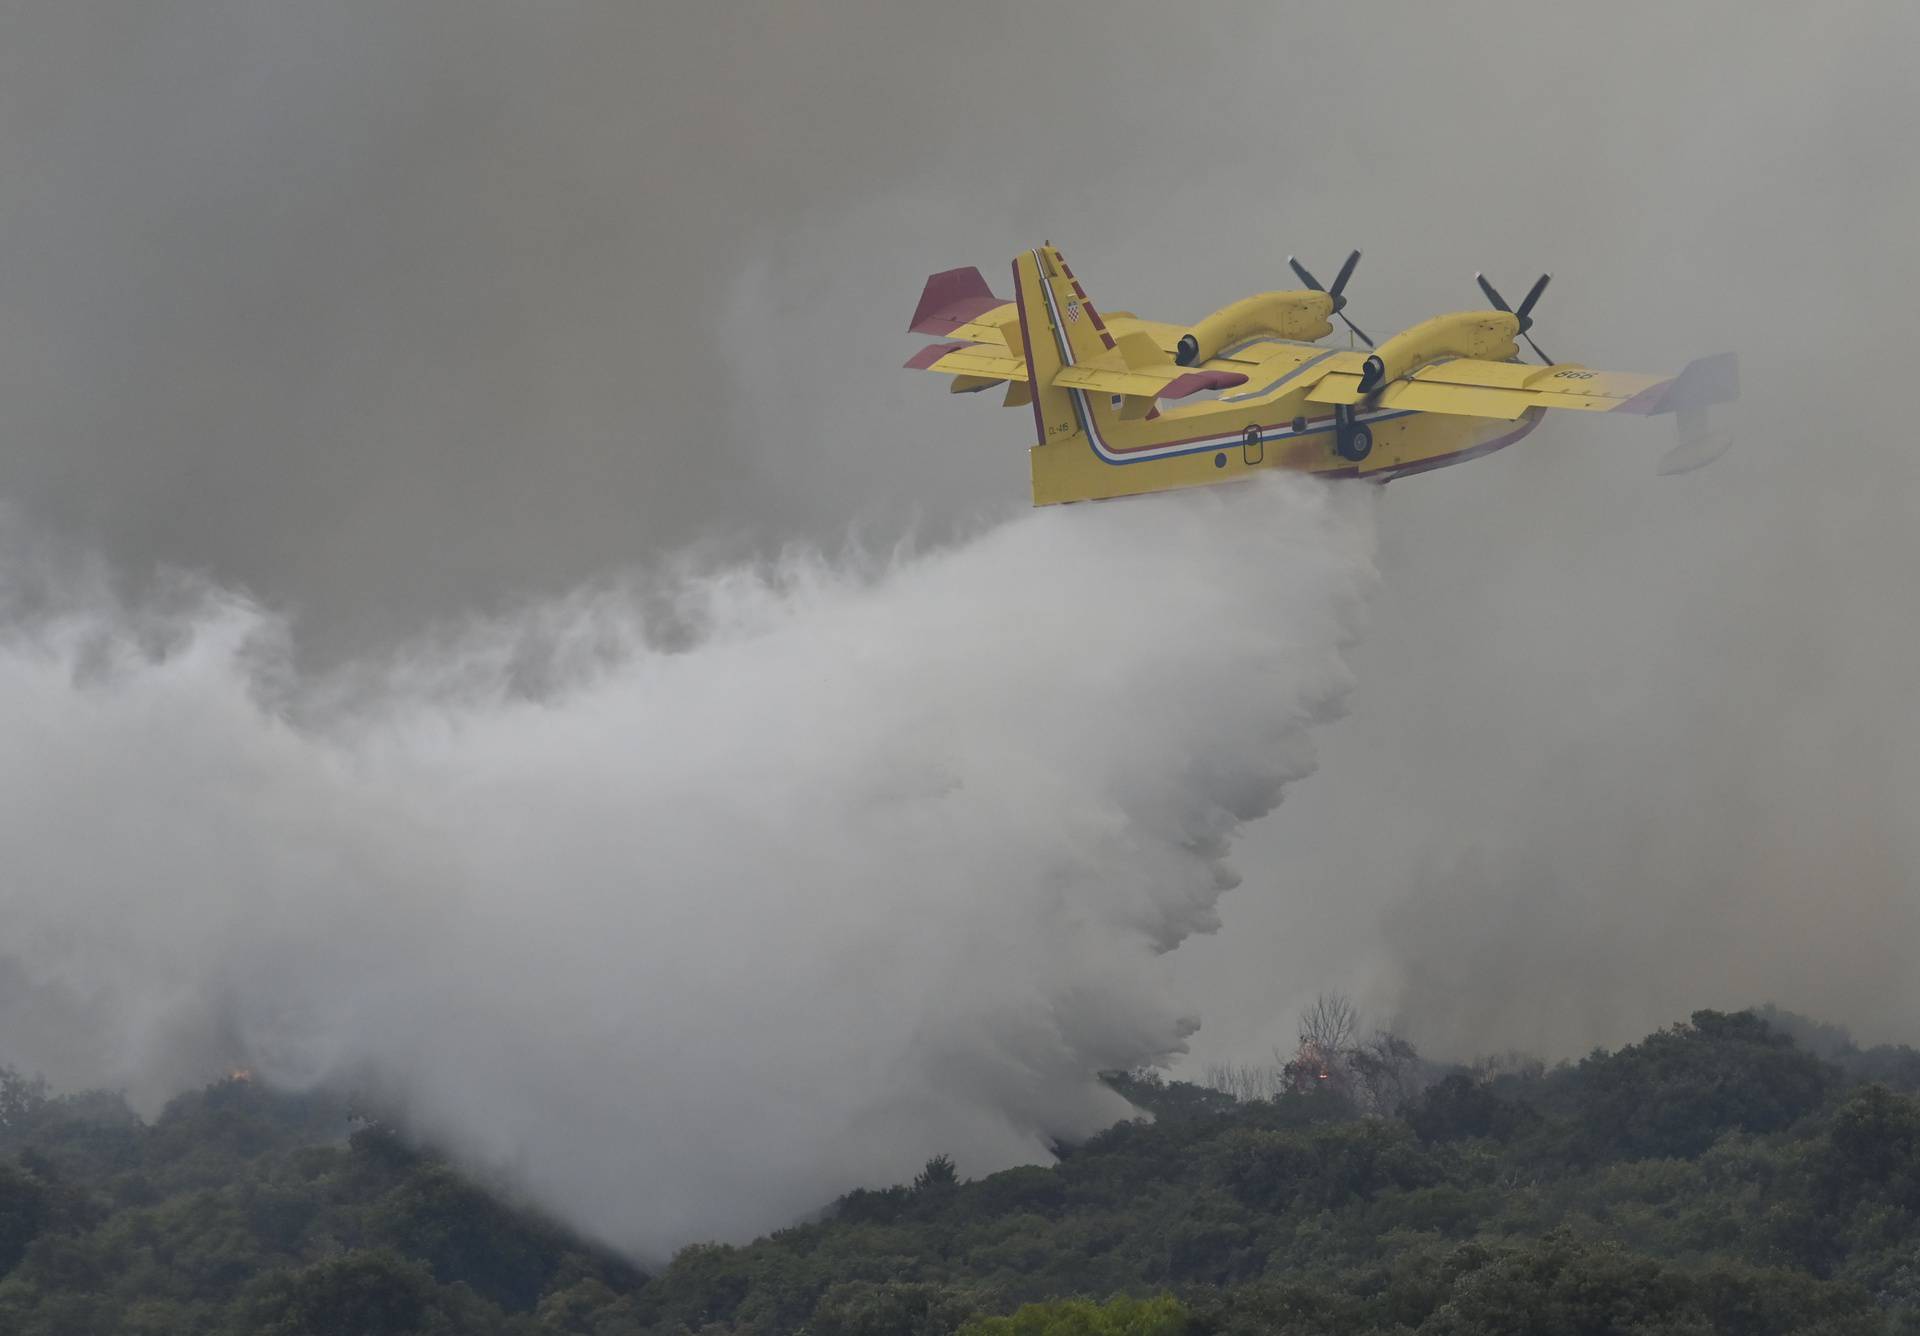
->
(905, 245, 1737, 504)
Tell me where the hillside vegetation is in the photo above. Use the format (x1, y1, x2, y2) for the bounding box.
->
(3, 1009, 1920, 1334)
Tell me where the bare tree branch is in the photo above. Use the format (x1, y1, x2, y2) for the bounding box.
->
(1298, 992, 1359, 1055)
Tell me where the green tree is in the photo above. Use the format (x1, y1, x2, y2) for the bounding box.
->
(1572, 1010, 1833, 1159)
(1216, 1120, 1438, 1211)
(0, 1068, 50, 1138)
(1406, 1073, 1536, 1144)
(915, 1154, 961, 1195)
(245, 1249, 443, 1336)
(0, 1162, 50, 1276)
(960, 1293, 1190, 1335)
(366, 1161, 568, 1310)
(1820, 1083, 1920, 1207)
(1418, 1232, 1696, 1336)
(809, 1280, 981, 1335)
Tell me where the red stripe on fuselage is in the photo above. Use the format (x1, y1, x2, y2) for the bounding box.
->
(1013, 258, 1048, 446)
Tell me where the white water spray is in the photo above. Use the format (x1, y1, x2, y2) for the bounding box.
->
(0, 476, 1374, 1257)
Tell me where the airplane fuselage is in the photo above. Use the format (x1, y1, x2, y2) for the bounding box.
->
(1029, 372, 1545, 504)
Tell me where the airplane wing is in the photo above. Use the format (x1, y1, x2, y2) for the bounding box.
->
(904, 265, 1287, 408)
(1306, 354, 1735, 420)
(1053, 364, 1249, 400)
(907, 336, 1253, 412)
(1307, 352, 1739, 472)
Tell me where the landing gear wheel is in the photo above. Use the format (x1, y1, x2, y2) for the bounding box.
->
(1337, 421, 1373, 462)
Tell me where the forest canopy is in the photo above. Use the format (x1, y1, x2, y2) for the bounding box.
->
(2, 1008, 1919, 1335)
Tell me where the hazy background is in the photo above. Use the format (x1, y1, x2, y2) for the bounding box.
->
(0, 0, 1916, 1249)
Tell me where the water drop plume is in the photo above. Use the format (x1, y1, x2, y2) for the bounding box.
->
(0, 475, 1374, 1257)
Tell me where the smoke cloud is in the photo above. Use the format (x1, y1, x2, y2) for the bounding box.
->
(0, 476, 1374, 1258)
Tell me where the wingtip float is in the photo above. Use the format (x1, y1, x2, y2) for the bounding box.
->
(905, 244, 1738, 505)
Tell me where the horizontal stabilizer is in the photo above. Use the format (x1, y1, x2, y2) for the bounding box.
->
(903, 341, 1029, 382)
(904, 341, 969, 370)
(908, 267, 1009, 336)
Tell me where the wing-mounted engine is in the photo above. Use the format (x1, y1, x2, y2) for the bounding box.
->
(1050, 329, 1248, 418)
(1352, 271, 1555, 392)
(1174, 292, 1335, 366)
(1174, 249, 1379, 367)
(1354, 312, 1521, 392)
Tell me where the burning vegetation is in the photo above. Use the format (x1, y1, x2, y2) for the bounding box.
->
(1203, 991, 1427, 1115)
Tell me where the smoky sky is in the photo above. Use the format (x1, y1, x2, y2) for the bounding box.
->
(2, 0, 1918, 1170)
(7, 3, 1912, 639)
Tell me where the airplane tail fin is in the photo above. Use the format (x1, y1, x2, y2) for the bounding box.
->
(902, 245, 1109, 452)
(1011, 245, 1105, 448)
(1020, 244, 1123, 370)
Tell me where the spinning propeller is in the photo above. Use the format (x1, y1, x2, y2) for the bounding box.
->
(1288, 250, 1373, 348)
(1475, 271, 1553, 364)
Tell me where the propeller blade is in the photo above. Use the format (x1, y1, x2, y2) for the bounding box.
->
(1521, 331, 1552, 365)
(1329, 249, 1362, 300)
(1294, 253, 1368, 341)
(1475, 272, 1512, 313)
(1515, 273, 1552, 326)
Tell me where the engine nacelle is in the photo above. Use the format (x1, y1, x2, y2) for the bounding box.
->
(1175, 292, 1335, 366)
(1356, 312, 1520, 391)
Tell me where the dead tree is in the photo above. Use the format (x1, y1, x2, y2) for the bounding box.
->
(1298, 992, 1360, 1057)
